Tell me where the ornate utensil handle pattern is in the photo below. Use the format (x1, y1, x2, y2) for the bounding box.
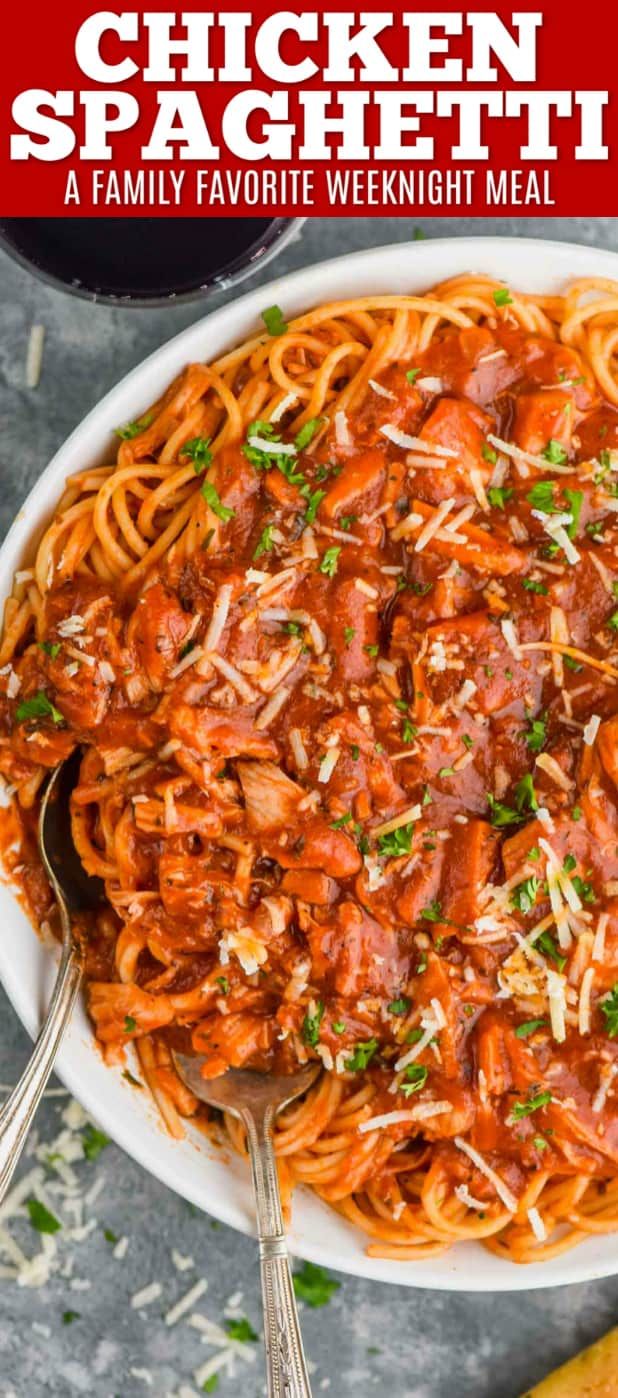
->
(0, 937, 84, 1202)
(243, 1106, 313, 1398)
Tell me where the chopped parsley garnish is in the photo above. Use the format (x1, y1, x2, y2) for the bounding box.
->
(304, 488, 326, 525)
(405, 1027, 424, 1044)
(215, 976, 229, 995)
(533, 1136, 548, 1152)
(526, 480, 559, 513)
(225, 1317, 258, 1343)
(302, 1000, 324, 1048)
(515, 1019, 547, 1039)
(510, 876, 540, 915)
(563, 654, 583, 673)
(201, 480, 235, 523)
(522, 578, 548, 596)
(482, 443, 498, 465)
(27, 1198, 61, 1234)
(364, 644, 379, 658)
(406, 368, 421, 384)
(81, 1125, 110, 1162)
(122, 1070, 142, 1089)
(319, 546, 341, 578)
(542, 439, 568, 466)
(343, 626, 356, 645)
(420, 898, 442, 922)
(493, 288, 513, 307)
(572, 805, 583, 822)
(330, 812, 352, 830)
(253, 524, 274, 559)
(332, 1021, 345, 1034)
(564, 488, 583, 538)
(376, 823, 414, 858)
(262, 304, 288, 336)
(488, 485, 513, 510)
(514, 773, 538, 813)
(16, 691, 64, 725)
(295, 417, 324, 450)
(38, 641, 61, 660)
(345, 1039, 379, 1071)
(402, 719, 417, 743)
(292, 1261, 340, 1308)
(462, 733, 474, 750)
(339, 514, 358, 531)
(124, 1015, 137, 1033)
(115, 412, 153, 440)
(607, 610, 618, 633)
(401, 1064, 428, 1097)
(600, 984, 618, 1038)
(510, 1090, 552, 1120)
(388, 997, 411, 1016)
(572, 875, 596, 904)
(486, 795, 519, 828)
(243, 421, 305, 480)
(523, 711, 547, 753)
(535, 930, 566, 972)
(438, 765, 455, 778)
(350, 744, 360, 761)
(182, 436, 213, 473)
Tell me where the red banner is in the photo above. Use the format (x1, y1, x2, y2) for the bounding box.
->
(1, 0, 616, 216)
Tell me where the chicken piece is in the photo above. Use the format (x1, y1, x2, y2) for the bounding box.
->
(191, 1011, 275, 1077)
(237, 760, 303, 833)
(441, 820, 500, 925)
(307, 900, 406, 997)
(280, 869, 337, 905)
(265, 816, 362, 879)
(129, 582, 195, 692)
(170, 703, 279, 760)
(89, 982, 174, 1041)
(511, 388, 575, 456)
(321, 448, 387, 522)
(158, 851, 231, 918)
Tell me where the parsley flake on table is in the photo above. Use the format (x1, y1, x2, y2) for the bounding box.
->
(225, 1317, 259, 1342)
(292, 1260, 340, 1307)
(27, 1198, 61, 1234)
(81, 1125, 110, 1162)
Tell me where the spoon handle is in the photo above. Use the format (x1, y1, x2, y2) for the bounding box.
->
(0, 938, 83, 1202)
(243, 1107, 312, 1398)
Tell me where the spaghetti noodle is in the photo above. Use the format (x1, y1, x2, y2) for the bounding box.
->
(2, 273, 618, 1264)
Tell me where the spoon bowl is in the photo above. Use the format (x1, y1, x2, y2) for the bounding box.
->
(174, 1051, 321, 1398)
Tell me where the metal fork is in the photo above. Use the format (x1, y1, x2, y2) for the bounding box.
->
(0, 751, 103, 1201)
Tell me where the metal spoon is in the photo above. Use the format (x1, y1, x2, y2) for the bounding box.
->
(0, 750, 104, 1201)
(174, 1051, 320, 1398)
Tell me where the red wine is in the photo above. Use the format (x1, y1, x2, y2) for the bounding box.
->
(0, 217, 289, 303)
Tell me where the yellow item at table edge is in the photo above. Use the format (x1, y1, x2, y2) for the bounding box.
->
(521, 1327, 618, 1396)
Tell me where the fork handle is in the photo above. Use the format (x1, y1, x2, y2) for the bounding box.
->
(243, 1107, 312, 1398)
(0, 938, 83, 1202)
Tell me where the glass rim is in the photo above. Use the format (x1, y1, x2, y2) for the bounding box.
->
(0, 216, 306, 309)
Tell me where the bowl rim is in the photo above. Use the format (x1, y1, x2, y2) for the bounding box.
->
(3, 232, 618, 1292)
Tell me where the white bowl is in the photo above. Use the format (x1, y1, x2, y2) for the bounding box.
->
(2, 236, 618, 1292)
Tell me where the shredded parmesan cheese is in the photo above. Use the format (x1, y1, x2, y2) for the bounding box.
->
(453, 1136, 517, 1213)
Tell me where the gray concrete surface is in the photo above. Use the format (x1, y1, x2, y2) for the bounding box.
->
(0, 216, 617, 1398)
